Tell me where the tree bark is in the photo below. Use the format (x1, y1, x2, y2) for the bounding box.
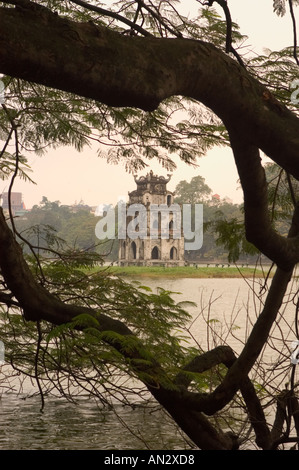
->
(0, 2, 299, 181)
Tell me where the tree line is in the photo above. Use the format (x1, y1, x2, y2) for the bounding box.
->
(15, 168, 293, 266)
(12, 179, 255, 265)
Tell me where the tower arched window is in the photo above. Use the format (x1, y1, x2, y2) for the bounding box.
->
(170, 246, 177, 260)
(130, 241, 137, 259)
(121, 241, 126, 259)
(151, 246, 160, 260)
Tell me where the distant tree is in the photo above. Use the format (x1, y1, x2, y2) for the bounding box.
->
(174, 175, 212, 204)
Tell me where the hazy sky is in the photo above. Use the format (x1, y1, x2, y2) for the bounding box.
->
(1, 0, 296, 209)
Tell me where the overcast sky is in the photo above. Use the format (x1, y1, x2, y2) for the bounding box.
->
(1, 0, 297, 209)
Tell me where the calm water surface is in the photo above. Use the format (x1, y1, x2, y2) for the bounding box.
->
(0, 394, 188, 450)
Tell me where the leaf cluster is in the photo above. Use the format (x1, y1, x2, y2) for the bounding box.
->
(0, 252, 198, 399)
(212, 214, 259, 263)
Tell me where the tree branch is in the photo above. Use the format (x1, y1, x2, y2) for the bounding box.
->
(69, 0, 153, 37)
(175, 345, 271, 449)
(208, 0, 245, 67)
(288, 0, 299, 65)
(0, 2, 298, 449)
(0, 291, 20, 308)
(0, 4, 299, 181)
(0, 207, 133, 333)
(228, 131, 299, 271)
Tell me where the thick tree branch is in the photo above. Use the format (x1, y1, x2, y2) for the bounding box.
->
(175, 345, 271, 449)
(228, 131, 299, 271)
(0, 193, 289, 450)
(0, 4, 299, 181)
(68, 0, 153, 37)
(175, 345, 235, 388)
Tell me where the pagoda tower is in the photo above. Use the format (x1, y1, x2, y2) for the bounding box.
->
(118, 171, 185, 266)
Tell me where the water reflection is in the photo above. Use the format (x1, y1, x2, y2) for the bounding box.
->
(0, 394, 189, 450)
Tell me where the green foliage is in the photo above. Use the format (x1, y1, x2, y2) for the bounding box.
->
(265, 162, 299, 232)
(14, 197, 112, 261)
(173, 176, 259, 263)
(249, 47, 299, 114)
(213, 215, 259, 263)
(0, 251, 201, 398)
(174, 175, 212, 204)
(186, 7, 246, 50)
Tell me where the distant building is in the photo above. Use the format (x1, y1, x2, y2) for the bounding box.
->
(1, 192, 26, 214)
(119, 171, 185, 266)
(211, 193, 221, 204)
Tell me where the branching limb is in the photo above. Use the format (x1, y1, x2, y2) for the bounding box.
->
(228, 131, 299, 271)
(288, 0, 299, 65)
(175, 345, 271, 449)
(202, 0, 245, 66)
(270, 386, 299, 449)
(0, 291, 20, 308)
(69, 0, 153, 37)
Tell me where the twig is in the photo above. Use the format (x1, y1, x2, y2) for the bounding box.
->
(204, 0, 245, 67)
(69, 0, 153, 37)
(289, 0, 299, 65)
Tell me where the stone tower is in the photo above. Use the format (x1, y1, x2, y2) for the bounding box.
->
(118, 171, 185, 266)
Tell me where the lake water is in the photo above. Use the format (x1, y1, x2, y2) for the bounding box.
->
(0, 275, 298, 450)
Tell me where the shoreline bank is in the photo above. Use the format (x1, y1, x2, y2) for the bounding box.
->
(93, 265, 274, 279)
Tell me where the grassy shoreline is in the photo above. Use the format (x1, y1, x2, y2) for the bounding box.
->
(93, 265, 272, 279)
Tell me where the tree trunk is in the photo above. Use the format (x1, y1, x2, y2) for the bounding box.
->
(0, 3, 299, 181)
